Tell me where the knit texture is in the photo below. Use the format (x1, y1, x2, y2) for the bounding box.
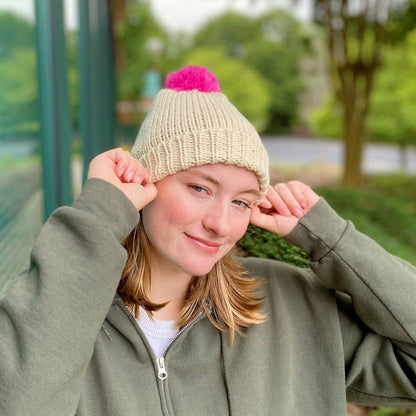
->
(131, 67, 269, 201)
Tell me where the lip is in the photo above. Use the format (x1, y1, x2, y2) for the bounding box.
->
(185, 233, 221, 254)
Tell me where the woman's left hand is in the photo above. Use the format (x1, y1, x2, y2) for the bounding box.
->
(250, 181, 320, 237)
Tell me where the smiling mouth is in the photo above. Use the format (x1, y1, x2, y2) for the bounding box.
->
(185, 234, 221, 253)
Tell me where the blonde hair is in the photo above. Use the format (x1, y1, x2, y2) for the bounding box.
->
(118, 220, 265, 343)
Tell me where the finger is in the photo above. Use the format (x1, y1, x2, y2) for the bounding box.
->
(286, 181, 307, 209)
(266, 186, 292, 217)
(143, 183, 158, 204)
(250, 205, 276, 230)
(122, 156, 142, 183)
(250, 205, 295, 237)
(128, 161, 150, 184)
(133, 166, 150, 184)
(274, 183, 303, 218)
(113, 150, 130, 176)
(127, 182, 158, 210)
(116, 153, 147, 183)
(258, 194, 272, 209)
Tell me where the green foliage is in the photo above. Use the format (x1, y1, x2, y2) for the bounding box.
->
(0, 13, 38, 138)
(184, 48, 271, 132)
(388, 0, 416, 45)
(238, 224, 309, 268)
(0, 12, 34, 58)
(67, 31, 79, 130)
(192, 10, 307, 132)
(309, 96, 342, 139)
(369, 29, 416, 147)
(193, 13, 259, 56)
(115, 1, 168, 99)
(311, 28, 416, 148)
(0, 47, 39, 138)
(245, 41, 303, 130)
(370, 407, 416, 416)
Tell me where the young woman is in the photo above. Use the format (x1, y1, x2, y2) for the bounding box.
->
(1, 66, 415, 415)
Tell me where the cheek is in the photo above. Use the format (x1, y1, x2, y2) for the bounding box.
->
(142, 194, 193, 233)
(230, 215, 250, 242)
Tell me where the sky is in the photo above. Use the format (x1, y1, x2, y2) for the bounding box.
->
(149, 0, 313, 33)
(0, 0, 312, 33)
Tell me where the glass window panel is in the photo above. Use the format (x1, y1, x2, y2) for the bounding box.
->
(0, 0, 42, 290)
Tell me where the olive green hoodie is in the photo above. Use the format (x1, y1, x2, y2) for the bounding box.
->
(1, 178, 415, 415)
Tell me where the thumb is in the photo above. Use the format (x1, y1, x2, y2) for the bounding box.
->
(142, 183, 158, 206)
(123, 183, 158, 211)
(250, 205, 274, 231)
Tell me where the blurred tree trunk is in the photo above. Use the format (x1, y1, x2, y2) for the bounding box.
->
(108, 0, 126, 72)
(315, 0, 393, 187)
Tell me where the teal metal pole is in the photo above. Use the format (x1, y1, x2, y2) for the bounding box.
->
(78, 0, 115, 183)
(35, 0, 72, 220)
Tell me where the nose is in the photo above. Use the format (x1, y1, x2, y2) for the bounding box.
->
(202, 200, 231, 238)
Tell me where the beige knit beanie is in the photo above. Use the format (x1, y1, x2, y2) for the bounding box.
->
(131, 66, 269, 201)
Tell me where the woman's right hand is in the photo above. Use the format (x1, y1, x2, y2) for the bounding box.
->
(87, 148, 157, 210)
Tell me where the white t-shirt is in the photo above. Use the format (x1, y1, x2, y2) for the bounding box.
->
(137, 307, 179, 358)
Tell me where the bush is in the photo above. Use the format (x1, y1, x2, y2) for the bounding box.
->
(238, 224, 309, 268)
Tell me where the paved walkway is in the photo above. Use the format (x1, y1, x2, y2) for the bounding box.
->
(262, 136, 416, 174)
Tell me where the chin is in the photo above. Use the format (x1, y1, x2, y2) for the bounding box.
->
(179, 259, 218, 277)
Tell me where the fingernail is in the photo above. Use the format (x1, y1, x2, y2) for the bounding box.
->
(294, 208, 303, 217)
(126, 172, 133, 181)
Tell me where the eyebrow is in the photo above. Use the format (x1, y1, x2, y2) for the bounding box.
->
(187, 170, 260, 197)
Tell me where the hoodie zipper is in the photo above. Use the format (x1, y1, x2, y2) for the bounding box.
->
(156, 356, 168, 380)
(126, 305, 201, 379)
(125, 304, 202, 414)
(125, 305, 170, 413)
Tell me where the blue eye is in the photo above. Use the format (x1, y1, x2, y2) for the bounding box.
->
(233, 200, 251, 209)
(189, 185, 207, 193)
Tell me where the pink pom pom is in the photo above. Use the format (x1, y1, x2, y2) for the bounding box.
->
(165, 66, 221, 93)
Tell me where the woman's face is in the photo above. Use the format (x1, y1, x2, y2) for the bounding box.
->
(141, 163, 259, 278)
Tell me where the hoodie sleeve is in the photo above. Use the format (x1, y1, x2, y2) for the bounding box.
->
(0, 178, 140, 416)
(286, 198, 416, 407)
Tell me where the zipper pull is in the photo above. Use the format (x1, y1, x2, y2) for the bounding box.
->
(157, 357, 168, 380)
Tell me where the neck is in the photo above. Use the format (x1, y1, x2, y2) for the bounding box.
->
(150, 266, 193, 321)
